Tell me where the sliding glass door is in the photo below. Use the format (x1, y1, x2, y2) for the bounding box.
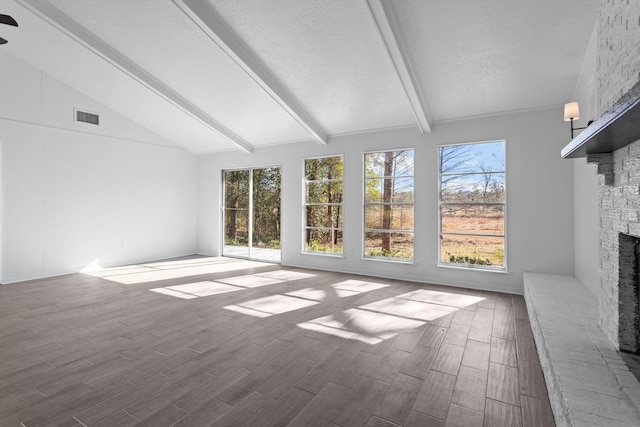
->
(223, 167, 281, 262)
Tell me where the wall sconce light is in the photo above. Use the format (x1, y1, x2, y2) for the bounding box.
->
(564, 101, 593, 139)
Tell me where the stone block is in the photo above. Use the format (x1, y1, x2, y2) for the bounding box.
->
(604, 208, 622, 220)
(626, 197, 640, 209)
(628, 139, 640, 159)
(623, 184, 640, 196)
(629, 222, 640, 236)
(602, 197, 614, 209)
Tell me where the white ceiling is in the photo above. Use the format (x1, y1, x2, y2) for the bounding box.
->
(1, 0, 597, 154)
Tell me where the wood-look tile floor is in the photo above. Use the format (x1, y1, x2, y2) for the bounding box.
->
(0, 256, 555, 427)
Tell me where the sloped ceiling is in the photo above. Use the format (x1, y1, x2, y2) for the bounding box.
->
(1, 0, 596, 154)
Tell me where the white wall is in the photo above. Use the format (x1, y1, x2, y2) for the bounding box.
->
(0, 51, 198, 283)
(198, 106, 574, 295)
(572, 24, 601, 296)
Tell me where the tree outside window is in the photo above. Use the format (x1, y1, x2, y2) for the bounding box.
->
(364, 149, 414, 261)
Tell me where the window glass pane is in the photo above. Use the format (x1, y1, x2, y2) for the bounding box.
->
(441, 205, 504, 236)
(364, 152, 384, 176)
(224, 209, 249, 247)
(252, 168, 281, 251)
(440, 173, 505, 203)
(440, 141, 505, 175)
(440, 235, 504, 267)
(393, 151, 415, 177)
(365, 205, 413, 230)
(306, 205, 343, 229)
(305, 229, 343, 254)
(364, 232, 414, 260)
(365, 205, 382, 229)
(364, 177, 414, 203)
(306, 181, 344, 204)
(365, 150, 414, 177)
(391, 205, 414, 230)
(305, 156, 343, 180)
(224, 170, 250, 209)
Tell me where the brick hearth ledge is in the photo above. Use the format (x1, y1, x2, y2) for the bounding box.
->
(524, 272, 640, 426)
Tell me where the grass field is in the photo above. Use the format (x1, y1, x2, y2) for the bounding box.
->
(441, 210, 504, 266)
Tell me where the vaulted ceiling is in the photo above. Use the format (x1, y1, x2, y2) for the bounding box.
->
(2, 0, 597, 154)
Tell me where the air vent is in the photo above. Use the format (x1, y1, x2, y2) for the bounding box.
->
(0, 14, 19, 45)
(75, 109, 99, 125)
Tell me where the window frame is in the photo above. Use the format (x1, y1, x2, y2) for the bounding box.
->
(303, 154, 344, 256)
(362, 148, 415, 263)
(438, 140, 507, 272)
(221, 165, 282, 262)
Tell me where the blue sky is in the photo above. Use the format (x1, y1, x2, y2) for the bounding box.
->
(440, 141, 505, 175)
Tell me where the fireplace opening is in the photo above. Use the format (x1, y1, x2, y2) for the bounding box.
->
(619, 233, 640, 353)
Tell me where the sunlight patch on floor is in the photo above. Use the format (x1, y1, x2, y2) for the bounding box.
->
(80, 259, 103, 273)
(304, 313, 353, 330)
(331, 279, 390, 293)
(224, 294, 319, 318)
(297, 322, 385, 345)
(296, 290, 484, 344)
(285, 287, 359, 301)
(87, 257, 275, 285)
(140, 257, 237, 269)
(343, 308, 426, 335)
(134, 257, 487, 349)
(297, 307, 426, 344)
(216, 274, 284, 288)
(359, 297, 459, 321)
(148, 270, 307, 301)
(88, 265, 158, 277)
(165, 281, 244, 297)
(396, 289, 485, 308)
(284, 288, 327, 301)
(255, 270, 317, 281)
(149, 287, 198, 300)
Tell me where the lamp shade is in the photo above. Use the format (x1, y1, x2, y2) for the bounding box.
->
(564, 102, 580, 121)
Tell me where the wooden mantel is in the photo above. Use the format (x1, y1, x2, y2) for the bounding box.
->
(562, 80, 640, 159)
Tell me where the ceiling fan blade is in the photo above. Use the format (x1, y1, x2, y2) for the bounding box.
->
(0, 14, 18, 27)
(0, 37, 7, 45)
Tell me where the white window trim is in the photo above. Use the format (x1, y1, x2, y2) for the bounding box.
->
(437, 140, 508, 272)
(303, 155, 344, 256)
(362, 148, 415, 262)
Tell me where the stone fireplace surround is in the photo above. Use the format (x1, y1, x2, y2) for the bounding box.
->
(525, 81, 640, 425)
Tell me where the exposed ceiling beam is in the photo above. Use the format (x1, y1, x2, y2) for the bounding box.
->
(16, 0, 254, 153)
(366, 0, 432, 133)
(173, 0, 328, 146)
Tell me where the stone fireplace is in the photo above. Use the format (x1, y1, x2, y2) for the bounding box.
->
(566, 0, 640, 351)
(586, 135, 640, 351)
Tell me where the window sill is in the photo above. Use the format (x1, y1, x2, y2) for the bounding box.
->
(438, 263, 510, 274)
(363, 256, 416, 265)
(301, 251, 345, 258)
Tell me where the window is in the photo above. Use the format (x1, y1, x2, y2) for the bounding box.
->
(364, 149, 414, 261)
(304, 156, 343, 254)
(439, 141, 506, 270)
